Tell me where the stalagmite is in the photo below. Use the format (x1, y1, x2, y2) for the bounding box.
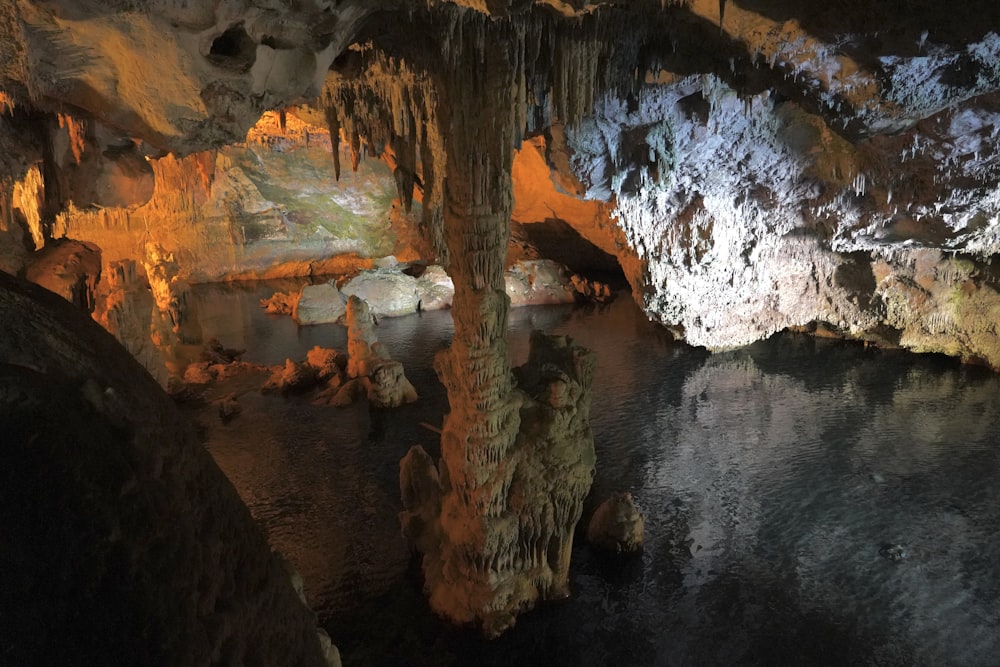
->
(342, 294, 418, 408)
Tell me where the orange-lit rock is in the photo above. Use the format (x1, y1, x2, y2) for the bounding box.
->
(512, 134, 640, 287)
(57, 112, 421, 285)
(344, 294, 417, 408)
(24, 238, 101, 312)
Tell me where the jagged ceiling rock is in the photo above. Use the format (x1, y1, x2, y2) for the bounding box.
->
(1, 0, 380, 154)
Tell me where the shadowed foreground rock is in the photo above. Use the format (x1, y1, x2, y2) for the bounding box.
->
(0, 271, 335, 666)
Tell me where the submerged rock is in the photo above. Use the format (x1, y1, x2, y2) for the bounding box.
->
(215, 393, 242, 422)
(201, 338, 245, 365)
(879, 544, 909, 562)
(260, 289, 299, 315)
(342, 269, 421, 317)
(587, 492, 645, 554)
(306, 346, 347, 383)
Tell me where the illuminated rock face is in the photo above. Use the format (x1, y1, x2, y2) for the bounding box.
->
(567, 69, 1000, 366)
(0, 271, 332, 665)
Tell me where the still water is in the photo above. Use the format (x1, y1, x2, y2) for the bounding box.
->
(180, 282, 1000, 667)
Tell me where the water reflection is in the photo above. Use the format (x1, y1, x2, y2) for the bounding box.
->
(176, 282, 1000, 666)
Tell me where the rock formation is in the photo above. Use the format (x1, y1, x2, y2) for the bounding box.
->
(23, 237, 101, 311)
(0, 270, 334, 665)
(343, 294, 418, 408)
(295, 279, 347, 325)
(587, 492, 645, 554)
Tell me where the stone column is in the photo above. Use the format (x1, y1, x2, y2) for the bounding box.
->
(427, 19, 525, 636)
(399, 14, 596, 637)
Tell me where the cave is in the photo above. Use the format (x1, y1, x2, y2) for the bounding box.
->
(2, 1, 1000, 665)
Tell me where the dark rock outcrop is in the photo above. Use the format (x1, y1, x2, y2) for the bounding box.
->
(0, 271, 332, 666)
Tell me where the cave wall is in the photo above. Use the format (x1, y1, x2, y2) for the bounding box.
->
(566, 48, 1000, 365)
(53, 111, 426, 283)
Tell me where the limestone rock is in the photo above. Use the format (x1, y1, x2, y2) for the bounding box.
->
(215, 393, 242, 423)
(343, 295, 418, 406)
(201, 338, 245, 365)
(24, 238, 102, 312)
(306, 345, 347, 383)
(262, 358, 320, 394)
(317, 628, 343, 667)
(294, 280, 346, 325)
(399, 445, 442, 555)
(142, 243, 189, 332)
(505, 259, 577, 306)
(415, 264, 456, 311)
(260, 289, 300, 315)
(341, 269, 422, 317)
(571, 274, 614, 304)
(183, 361, 215, 385)
(346, 295, 379, 379)
(320, 376, 370, 407)
(0, 209, 32, 276)
(368, 358, 418, 408)
(587, 492, 645, 554)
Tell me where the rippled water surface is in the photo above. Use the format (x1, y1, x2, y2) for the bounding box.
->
(181, 282, 1000, 666)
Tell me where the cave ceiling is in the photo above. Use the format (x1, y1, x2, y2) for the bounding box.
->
(2, 0, 997, 153)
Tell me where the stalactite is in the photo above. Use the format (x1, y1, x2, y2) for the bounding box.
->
(322, 100, 341, 181)
(57, 113, 86, 165)
(349, 129, 361, 172)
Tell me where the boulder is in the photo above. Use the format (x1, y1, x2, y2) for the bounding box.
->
(341, 269, 421, 317)
(0, 271, 332, 665)
(505, 259, 577, 307)
(294, 280, 346, 325)
(587, 492, 645, 554)
(415, 264, 455, 311)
